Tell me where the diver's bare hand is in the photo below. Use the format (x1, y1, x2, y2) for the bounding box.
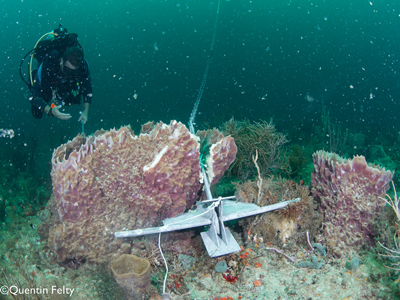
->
(78, 111, 88, 124)
(52, 105, 72, 120)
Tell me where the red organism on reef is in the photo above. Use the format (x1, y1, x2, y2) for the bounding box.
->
(222, 270, 238, 284)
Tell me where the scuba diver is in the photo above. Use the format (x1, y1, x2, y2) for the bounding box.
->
(20, 24, 92, 123)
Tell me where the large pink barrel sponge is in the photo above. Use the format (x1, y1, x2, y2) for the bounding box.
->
(311, 150, 393, 256)
(49, 121, 237, 264)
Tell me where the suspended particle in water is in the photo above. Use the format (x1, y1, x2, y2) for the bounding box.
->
(306, 93, 315, 102)
(369, 91, 374, 99)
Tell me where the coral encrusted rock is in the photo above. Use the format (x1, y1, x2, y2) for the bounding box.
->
(48, 120, 237, 264)
(311, 150, 393, 256)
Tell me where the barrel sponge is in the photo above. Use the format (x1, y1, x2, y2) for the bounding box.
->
(197, 128, 237, 186)
(48, 121, 237, 264)
(111, 254, 151, 300)
(311, 150, 393, 256)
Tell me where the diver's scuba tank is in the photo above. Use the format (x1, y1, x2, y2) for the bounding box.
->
(19, 24, 82, 91)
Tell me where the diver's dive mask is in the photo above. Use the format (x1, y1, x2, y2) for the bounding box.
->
(63, 60, 81, 78)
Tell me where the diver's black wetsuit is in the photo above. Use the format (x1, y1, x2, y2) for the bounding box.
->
(30, 52, 93, 119)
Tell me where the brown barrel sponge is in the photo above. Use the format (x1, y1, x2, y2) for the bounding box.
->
(110, 254, 151, 300)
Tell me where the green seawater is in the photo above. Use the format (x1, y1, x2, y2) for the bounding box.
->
(1, 1, 400, 298)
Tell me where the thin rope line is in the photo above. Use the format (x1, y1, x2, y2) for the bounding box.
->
(189, 0, 221, 133)
(161, 1, 222, 296)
